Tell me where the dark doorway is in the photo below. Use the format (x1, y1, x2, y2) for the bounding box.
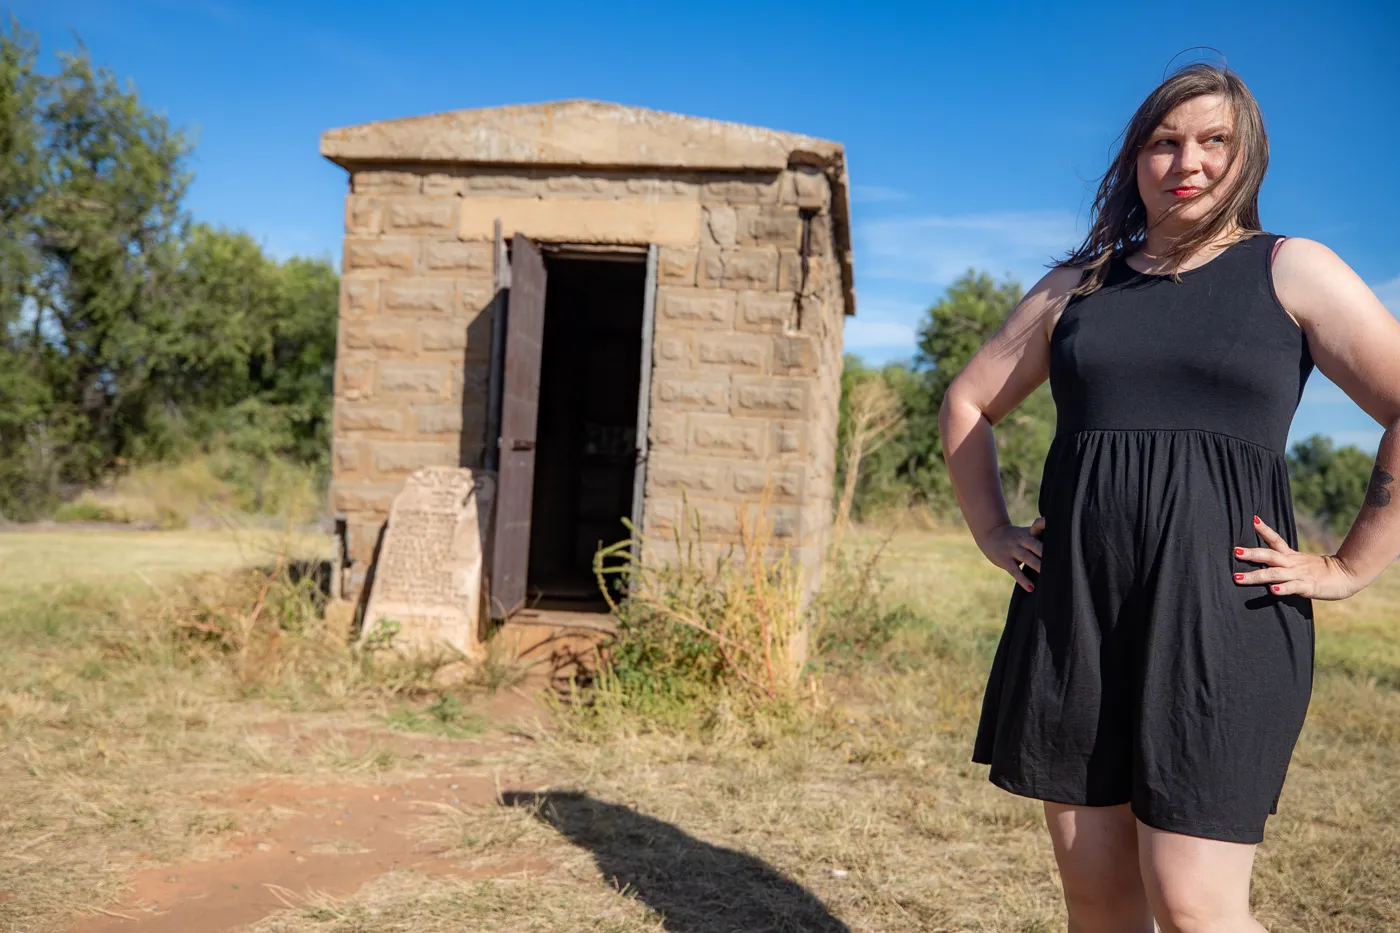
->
(526, 255, 647, 608)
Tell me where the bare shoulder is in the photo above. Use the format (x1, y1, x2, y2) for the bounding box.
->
(1270, 236, 1400, 427)
(1021, 264, 1086, 340)
(1272, 236, 1351, 283)
(1029, 263, 1087, 299)
(1271, 237, 1375, 330)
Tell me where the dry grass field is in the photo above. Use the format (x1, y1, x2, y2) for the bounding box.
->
(2, 524, 1399, 932)
(0, 527, 330, 593)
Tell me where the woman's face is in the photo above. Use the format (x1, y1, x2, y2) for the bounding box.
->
(1136, 93, 1238, 231)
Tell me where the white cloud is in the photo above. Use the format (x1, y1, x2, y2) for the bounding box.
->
(843, 318, 918, 351)
(259, 228, 339, 265)
(1372, 274, 1400, 318)
(841, 296, 927, 361)
(850, 184, 908, 204)
(841, 210, 1082, 363)
(1329, 429, 1384, 452)
(857, 210, 1082, 289)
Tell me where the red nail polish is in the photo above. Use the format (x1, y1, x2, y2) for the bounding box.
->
(1271, 585, 1280, 593)
(1253, 515, 1261, 524)
(1234, 573, 1244, 581)
(1234, 547, 1244, 556)
(1026, 583, 1035, 593)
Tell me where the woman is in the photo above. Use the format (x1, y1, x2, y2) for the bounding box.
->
(939, 63, 1400, 933)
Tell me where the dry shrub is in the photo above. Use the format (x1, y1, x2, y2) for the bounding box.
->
(106, 538, 436, 704)
(591, 487, 809, 716)
(1295, 509, 1341, 555)
(831, 375, 905, 554)
(810, 536, 928, 673)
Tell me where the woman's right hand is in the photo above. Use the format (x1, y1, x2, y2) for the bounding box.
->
(977, 517, 1046, 592)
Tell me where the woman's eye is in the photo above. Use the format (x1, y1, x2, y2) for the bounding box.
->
(1154, 138, 1177, 148)
(1206, 135, 1228, 145)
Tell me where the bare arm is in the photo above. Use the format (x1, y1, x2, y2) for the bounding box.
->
(939, 265, 1082, 590)
(1239, 238, 1400, 598)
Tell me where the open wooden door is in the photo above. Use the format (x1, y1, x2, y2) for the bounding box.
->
(489, 235, 547, 619)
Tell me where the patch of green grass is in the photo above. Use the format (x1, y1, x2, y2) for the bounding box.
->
(0, 527, 330, 594)
(52, 495, 119, 523)
(1306, 563, 1400, 688)
(1316, 632, 1400, 689)
(384, 694, 489, 739)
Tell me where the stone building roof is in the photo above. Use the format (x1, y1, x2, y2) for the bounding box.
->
(321, 100, 854, 315)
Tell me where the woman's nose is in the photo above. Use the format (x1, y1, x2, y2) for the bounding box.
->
(1175, 141, 1203, 174)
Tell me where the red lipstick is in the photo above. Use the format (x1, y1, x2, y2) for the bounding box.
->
(1170, 186, 1201, 198)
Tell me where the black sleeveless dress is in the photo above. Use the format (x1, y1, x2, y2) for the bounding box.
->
(972, 234, 1315, 844)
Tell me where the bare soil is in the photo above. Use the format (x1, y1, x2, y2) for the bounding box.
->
(68, 728, 550, 933)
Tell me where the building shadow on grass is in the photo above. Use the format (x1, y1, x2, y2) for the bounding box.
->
(503, 790, 850, 933)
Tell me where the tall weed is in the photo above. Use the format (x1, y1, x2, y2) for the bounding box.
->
(592, 489, 809, 712)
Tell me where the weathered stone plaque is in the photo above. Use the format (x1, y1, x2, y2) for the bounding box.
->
(360, 467, 496, 658)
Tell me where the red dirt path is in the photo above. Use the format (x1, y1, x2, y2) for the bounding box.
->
(69, 698, 553, 933)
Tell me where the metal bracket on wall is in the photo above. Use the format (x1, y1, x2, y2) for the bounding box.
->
(792, 209, 816, 331)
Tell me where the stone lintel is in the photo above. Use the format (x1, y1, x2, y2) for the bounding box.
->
(459, 197, 702, 247)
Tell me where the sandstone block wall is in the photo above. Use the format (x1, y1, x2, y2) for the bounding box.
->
(331, 163, 845, 601)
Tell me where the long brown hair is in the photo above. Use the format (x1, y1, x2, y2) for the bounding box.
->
(1063, 62, 1270, 294)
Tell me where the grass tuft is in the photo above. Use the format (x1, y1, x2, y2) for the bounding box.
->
(384, 694, 489, 739)
(590, 486, 810, 716)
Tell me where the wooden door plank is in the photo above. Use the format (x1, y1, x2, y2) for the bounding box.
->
(489, 235, 547, 618)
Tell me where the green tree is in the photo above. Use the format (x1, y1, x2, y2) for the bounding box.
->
(200, 243, 339, 471)
(836, 271, 1056, 522)
(0, 21, 41, 323)
(0, 23, 341, 519)
(1287, 434, 1375, 536)
(912, 270, 1053, 517)
(256, 255, 339, 466)
(0, 23, 55, 517)
(30, 42, 191, 480)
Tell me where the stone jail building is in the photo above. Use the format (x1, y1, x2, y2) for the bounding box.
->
(322, 101, 855, 620)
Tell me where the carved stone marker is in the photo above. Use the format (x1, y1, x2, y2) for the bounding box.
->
(360, 467, 496, 659)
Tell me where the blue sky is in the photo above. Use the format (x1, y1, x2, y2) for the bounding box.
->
(16, 0, 1399, 451)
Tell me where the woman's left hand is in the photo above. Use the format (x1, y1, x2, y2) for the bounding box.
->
(1233, 515, 1361, 601)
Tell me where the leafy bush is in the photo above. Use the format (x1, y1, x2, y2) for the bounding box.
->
(1289, 434, 1377, 539)
(51, 496, 119, 524)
